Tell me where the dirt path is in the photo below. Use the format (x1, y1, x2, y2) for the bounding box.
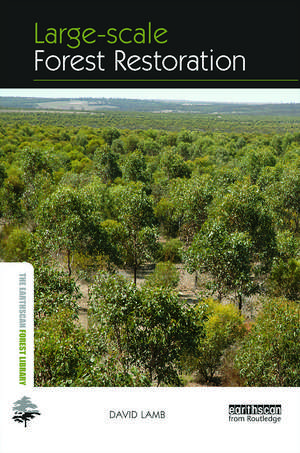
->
(77, 264, 199, 328)
(77, 263, 258, 329)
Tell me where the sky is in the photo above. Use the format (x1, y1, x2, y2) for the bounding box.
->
(0, 88, 299, 104)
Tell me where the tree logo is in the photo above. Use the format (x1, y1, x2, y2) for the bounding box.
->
(12, 396, 41, 428)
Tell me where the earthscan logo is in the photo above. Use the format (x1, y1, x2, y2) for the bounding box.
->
(228, 404, 282, 424)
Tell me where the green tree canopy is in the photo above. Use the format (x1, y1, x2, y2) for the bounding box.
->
(34, 264, 81, 324)
(37, 187, 109, 276)
(186, 221, 255, 308)
(234, 298, 300, 386)
(34, 308, 90, 386)
(117, 183, 159, 283)
(122, 150, 148, 183)
(160, 147, 191, 180)
(192, 299, 246, 383)
(89, 273, 201, 386)
(213, 181, 277, 271)
(93, 145, 121, 183)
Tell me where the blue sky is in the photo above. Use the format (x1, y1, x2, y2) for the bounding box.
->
(0, 88, 299, 103)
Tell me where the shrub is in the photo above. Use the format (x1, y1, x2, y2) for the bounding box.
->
(193, 299, 246, 384)
(234, 298, 300, 386)
(1, 227, 32, 261)
(74, 357, 151, 387)
(34, 309, 89, 386)
(71, 251, 111, 279)
(34, 265, 81, 324)
(154, 197, 178, 237)
(159, 238, 183, 263)
(145, 261, 180, 289)
(267, 258, 300, 301)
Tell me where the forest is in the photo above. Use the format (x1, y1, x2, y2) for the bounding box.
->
(0, 106, 299, 387)
(1, 96, 300, 115)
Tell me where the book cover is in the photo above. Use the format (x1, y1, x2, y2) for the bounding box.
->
(0, 2, 299, 452)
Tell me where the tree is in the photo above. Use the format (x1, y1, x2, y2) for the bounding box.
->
(37, 187, 109, 276)
(21, 147, 50, 181)
(268, 258, 300, 301)
(160, 147, 191, 180)
(1, 174, 25, 221)
(102, 127, 121, 146)
(89, 274, 201, 386)
(186, 222, 255, 309)
(21, 170, 54, 226)
(34, 309, 90, 386)
(100, 218, 126, 267)
(1, 227, 31, 261)
(0, 162, 7, 187)
(177, 128, 193, 144)
(169, 175, 213, 243)
(81, 178, 114, 219)
(89, 272, 140, 365)
(117, 183, 159, 284)
(240, 148, 276, 184)
(122, 150, 148, 183)
(111, 138, 125, 155)
(34, 264, 81, 324)
(12, 396, 40, 428)
(74, 355, 151, 387)
(123, 133, 139, 153)
(234, 298, 300, 386)
(73, 131, 88, 149)
(154, 197, 178, 237)
(130, 286, 201, 385)
(93, 145, 121, 183)
(138, 138, 160, 156)
(277, 167, 300, 232)
(266, 230, 300, 301)
(213, 180, 277, 272)
(192, 299, 246, 384)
